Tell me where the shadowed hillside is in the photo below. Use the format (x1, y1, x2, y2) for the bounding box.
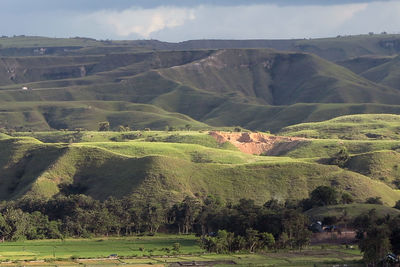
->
(360, 55, 400, 90)
(2, 47, 400, 132)
(159, 49, 400, 105)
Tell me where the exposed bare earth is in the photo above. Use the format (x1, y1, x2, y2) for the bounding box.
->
(209, 131, 307, 155)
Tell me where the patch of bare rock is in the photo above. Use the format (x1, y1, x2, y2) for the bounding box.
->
(209, 131, 308, 155)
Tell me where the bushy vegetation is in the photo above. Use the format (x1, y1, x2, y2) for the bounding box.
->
(0, 194, 312, 253)
(353, 209, 400, 265)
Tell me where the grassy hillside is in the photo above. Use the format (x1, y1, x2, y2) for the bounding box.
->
(360, 55, 400, 90)
(346, 150, 400, 189)
(1, 133, 399, 205)
(336, 55, 395, 74)
(337, 54, 400, 92)
(11, 131, 237, 149)
(4, 100, 400, 133)
(279, 114, 400, 140)
(269, 139, 400, 159)
(160, 49, 400, 105)
(0, 101, 210, 131)
(201, 102, 400, 133)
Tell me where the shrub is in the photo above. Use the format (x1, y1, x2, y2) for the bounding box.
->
(365, 197, 383, 205)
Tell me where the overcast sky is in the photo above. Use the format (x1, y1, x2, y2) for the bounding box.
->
(1, 0, 399, 42)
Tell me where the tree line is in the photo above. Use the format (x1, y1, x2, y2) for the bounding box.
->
(0, 193, 313, 249)
(0, 186, 373, 242)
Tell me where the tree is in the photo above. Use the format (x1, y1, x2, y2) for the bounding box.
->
(310, 186, 338, 206)
(245, 228, 260, 252)
(169, 196, 200, 234)
(365, 197, 383, 205)
(359, 226, 391, 266)
(259, 232, 275, 251)
(180, 197, 201, 234)
(142, 202, 165, 234)
(331, 147, 350, 168)
(353, 209, 378, 234)
(3, 208, 31, 241)
(282, 210, 311, 250)
(199, 230, 234, 253)
(0, 214, 11, 242)
(264, 199, 284, 211)
(197, 195, 223, 235)
(184, 124, 192, 131)
(394, 200, 400, 210)
(117, 125, 129, 132)
(341, 192, 354, 204)
(276, 232, 289, 249)
(98, 121, 110, 131)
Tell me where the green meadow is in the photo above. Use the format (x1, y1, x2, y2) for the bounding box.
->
(0, 235, 363, 266)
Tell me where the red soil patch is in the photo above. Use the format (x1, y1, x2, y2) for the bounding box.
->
(209, 131, 307, 155)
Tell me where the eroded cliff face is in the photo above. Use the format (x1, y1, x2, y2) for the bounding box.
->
(209, 131, 307, 155)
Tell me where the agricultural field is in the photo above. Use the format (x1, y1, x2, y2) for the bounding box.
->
(0, 235, 363, 266)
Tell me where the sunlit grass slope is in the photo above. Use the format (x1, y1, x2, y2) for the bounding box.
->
(280, 114, 400, 140)
(346, 150, 400, 189)
(0, 134, 399, 205)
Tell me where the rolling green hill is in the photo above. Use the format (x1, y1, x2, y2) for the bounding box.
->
(274, 115, 400, 191)
(346, 150, 400, 189)
(0, 101, 210, 131)
(279, 114, 400, 140)
(1, 134, 399, 206)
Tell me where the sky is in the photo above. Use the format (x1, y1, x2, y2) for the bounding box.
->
(1, 0, 399, 42)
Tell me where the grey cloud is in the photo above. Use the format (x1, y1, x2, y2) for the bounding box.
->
(0, 1, 398, 41)
(0, 0, 388, 13)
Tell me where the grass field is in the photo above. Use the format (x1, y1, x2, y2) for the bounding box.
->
(0, 235, 201, 261)
(0, 235, 363, 266)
